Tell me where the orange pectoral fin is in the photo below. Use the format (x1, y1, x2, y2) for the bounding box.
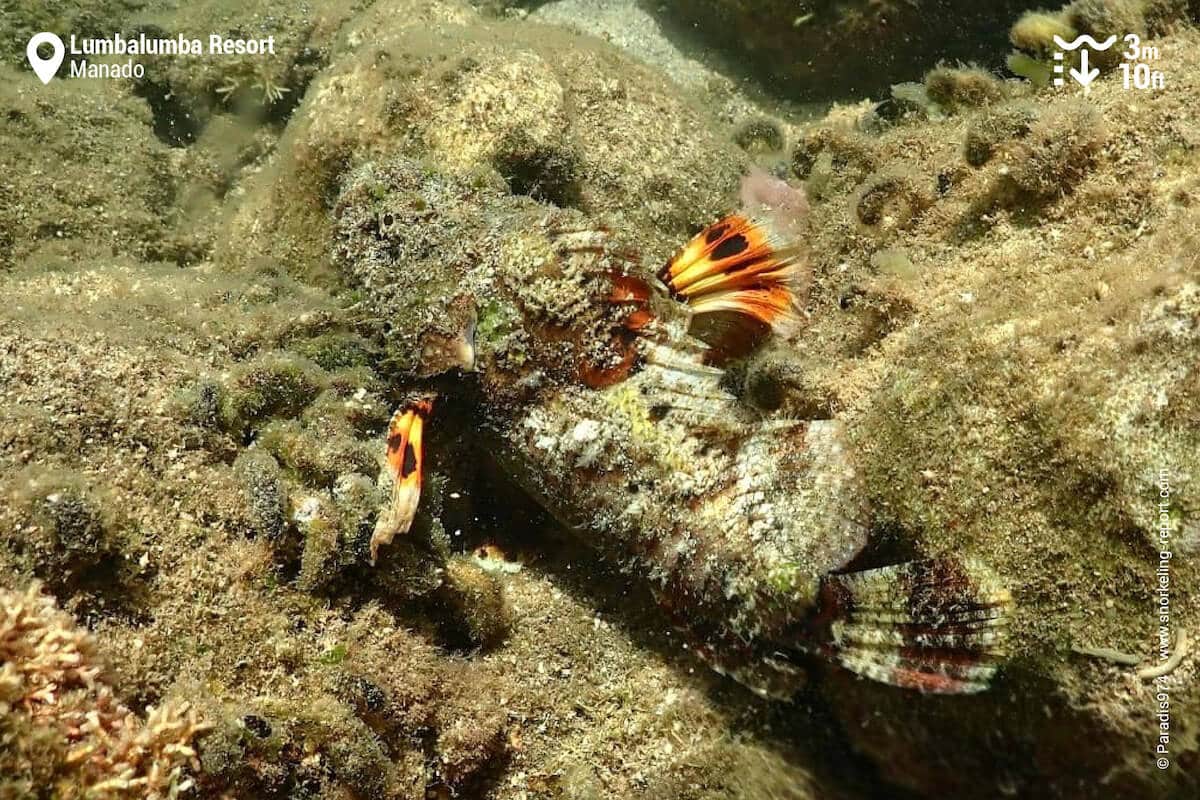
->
(686, 285, 800, 329)
(661, 214, 777, 292)
(660, 215, 747, 283)
(371, 397, 433, 564)
(661, 214, 807, 342)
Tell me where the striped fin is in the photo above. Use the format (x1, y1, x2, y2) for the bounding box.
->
(659, 213, 806, 339)
(370, 395, 434, 564)
(817, 558, 1012, 694)
(638, 342, 739, 428)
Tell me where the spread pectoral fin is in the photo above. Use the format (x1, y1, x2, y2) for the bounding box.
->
(660, 213, 809, 353)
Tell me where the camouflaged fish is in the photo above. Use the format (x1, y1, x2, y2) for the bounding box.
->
(334, 158, 1011, 698)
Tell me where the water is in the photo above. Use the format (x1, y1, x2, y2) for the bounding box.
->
(1, 2, 1197, 799)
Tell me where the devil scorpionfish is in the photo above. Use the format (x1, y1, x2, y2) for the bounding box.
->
(333, 158, 1012, 699)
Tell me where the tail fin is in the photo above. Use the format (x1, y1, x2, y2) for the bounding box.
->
(816, 558, 1012, 694)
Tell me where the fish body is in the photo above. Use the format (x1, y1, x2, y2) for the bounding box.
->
(335, 157, 1010, 698)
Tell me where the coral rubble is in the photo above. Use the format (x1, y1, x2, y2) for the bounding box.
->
(0, 583, 208, 798)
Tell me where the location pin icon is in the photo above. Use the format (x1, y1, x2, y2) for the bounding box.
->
(27, 33, 65, 85)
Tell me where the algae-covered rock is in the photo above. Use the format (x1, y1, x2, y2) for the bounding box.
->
(122, 0, 365, 144)
(1010, 9, 1079, 54)
(220, 351, 330, 435)
(290, 332, 378, 371)
(20, 474, 121, 587)
(792, 123, 879, 191)
(1001, 100, 1108, 197)
(851, 165, 936, 237)
(434, 556, 511, 649)
(923, 64, 1009, 112)
(0, 70, 180, 269)
(733, 115, 787, 155)
(435, 704, 509, 790)
(220, 0, 745, 286)
(289, 474, 385, 594)
(781, 27, 1200, 798)
(196, 693, 420, 798)
(1, 465, 145, 614)
(962, 101, 1038, 166)
(258, 418, 378, 487)
(233, 449, 287, 540)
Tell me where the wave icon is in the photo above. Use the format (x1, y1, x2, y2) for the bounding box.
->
(1053, 34, 1119, 50)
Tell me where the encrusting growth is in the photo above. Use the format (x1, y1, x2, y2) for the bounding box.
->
(0, 582, 210, 798)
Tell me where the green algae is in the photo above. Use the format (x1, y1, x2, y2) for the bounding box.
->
(924, 65, 1009, 112)
(220, 352, 330, 435)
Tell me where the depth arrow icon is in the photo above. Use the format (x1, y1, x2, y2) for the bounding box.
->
(1070, 49, 1100, 89)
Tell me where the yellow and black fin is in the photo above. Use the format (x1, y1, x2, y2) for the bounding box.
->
(660, 213, 807, 344)
(371, 394, 435, 564)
